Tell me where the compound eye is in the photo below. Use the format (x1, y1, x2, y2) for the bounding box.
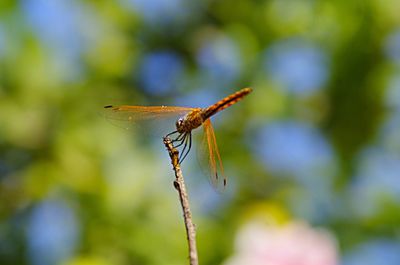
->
(176, 118, 184, 127)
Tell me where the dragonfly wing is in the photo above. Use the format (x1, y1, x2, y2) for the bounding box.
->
(203, 119, 226, 189)
(102, 105, 195, 131)
(103, 105, 195, 121)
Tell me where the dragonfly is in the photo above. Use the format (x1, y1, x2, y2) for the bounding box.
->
(104, 87, 252, 187)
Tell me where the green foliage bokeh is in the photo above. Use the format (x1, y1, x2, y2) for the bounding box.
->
(1, 1, 400, 264)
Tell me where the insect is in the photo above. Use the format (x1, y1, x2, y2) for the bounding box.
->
(104, 88, 252, 187)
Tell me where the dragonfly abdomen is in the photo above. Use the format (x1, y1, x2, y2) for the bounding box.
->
(201, 88, 252, 120)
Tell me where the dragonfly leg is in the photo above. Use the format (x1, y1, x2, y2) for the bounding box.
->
(179, 134, 189, 161)
(166, 131, 192, 164)
(168, 131, 186, 148)
(172, 132, 186, 143)
(179, 133, 192, 164)
(173, 133, 187, 148)
(166, 130, 179, 138)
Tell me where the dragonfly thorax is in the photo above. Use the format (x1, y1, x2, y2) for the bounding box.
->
(176, 108, 204, 133)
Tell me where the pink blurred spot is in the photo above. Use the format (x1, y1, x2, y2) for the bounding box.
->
(224, 221, 338, 265)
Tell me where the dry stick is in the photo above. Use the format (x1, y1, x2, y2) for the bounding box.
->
(163, 137, 199, 265)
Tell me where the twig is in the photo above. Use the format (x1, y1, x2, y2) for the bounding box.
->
(163, 137, 199, 265)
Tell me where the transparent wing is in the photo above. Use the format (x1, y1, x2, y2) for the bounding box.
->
(202, 119, 226, 190)
(102, 105, 195, 131)
(103, 105, 195, 121)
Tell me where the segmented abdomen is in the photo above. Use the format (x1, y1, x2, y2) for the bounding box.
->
(201, 88, 252, 120)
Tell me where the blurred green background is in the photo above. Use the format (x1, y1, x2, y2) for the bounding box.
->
(1, 0, 400, 264)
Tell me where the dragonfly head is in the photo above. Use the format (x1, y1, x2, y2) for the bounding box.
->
(176, 109, 204, 133)
(175, 117, 185, 131)
(176, 117, 185, 133)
